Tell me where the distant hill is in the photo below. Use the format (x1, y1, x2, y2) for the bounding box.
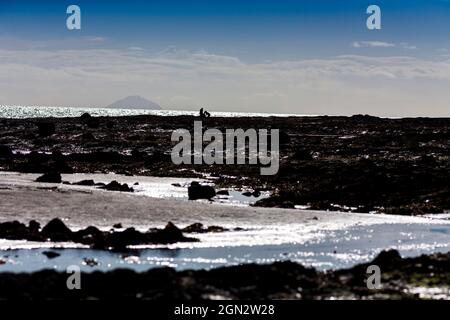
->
(106, 96, 161, 110)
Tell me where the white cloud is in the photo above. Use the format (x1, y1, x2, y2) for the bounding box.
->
(0, 47, 449, 117)
(352, 41, 417, 50)
(83, 36, 106, 42)
(127, 46, 145, 51)
(352, 41, 396, 48)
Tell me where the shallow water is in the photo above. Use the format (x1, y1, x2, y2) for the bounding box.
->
(1, 171, 450, 273)
(0, 171, 270, 206)
(1, 222, 450, 273)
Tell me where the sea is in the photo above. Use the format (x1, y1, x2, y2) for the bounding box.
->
(0, 105, 303, 119)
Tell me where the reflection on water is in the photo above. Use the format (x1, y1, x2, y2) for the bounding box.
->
(0, 105, 302, 119)
(2, 222, 450, 273)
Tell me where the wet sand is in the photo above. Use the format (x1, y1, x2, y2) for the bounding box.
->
(1, 171, 442, 230)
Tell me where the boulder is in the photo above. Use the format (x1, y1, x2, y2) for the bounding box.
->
(80, 112, 92, 121)
(371, 250, 402, 268)
(100, 181, 134, 192)
(37, 122, 55, 136)
(41, 218, 72, 241)
(36, 172, 62, 183)
(42, 251, 60, 259)
(73, 179, 95, 186)
(188, 182, 216, 200)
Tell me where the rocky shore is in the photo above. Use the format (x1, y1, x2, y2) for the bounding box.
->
(0, 249, 448, 300)
(0, 219, 229, 250)
(1, 114, 449, 215)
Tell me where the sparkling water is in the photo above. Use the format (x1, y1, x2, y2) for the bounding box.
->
(0, 105, 304, 119)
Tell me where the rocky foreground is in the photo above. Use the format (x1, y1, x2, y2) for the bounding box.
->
(0, 249, 449, 300)
(0, 114, 449, 215)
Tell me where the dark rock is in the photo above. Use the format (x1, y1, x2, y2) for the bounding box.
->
(0, 221, 30, 239)
(0, 219, 197, 249)
(83, 258, 99, 267)
(80, 113, 92, 121)
(80, 113, 100, 128)
(162, 222, 183, 239)
(351, 114, 380, 122)
(101, 227, 143, 249)
(188, 182, 215, 200)
(73, 179, 95, 186)
(279, 201, 295, 209)
(0, 145, 13, 158)
(86, 118, 100, 128)
(420, 154, 436, 165)
(182, 223, 205, 233)
(216, 190, 229, 196)
(206, 226, 227, 233)
(100, 181, 134, 192)
(292, 149, 312, 160)
(36, 172, 62, 183)
(28, 220, 40, 233)
(42, 251, 60, 259)
(252, 190, 261, 197)
(77, 226, 102, 237)
(41, 218, 72, 241)
(242, 191, 253, 197)
(113, 223, 123, 229)
(149, 222, 186, 244)
(131, 149, 146, 158)
(371, 250, 402, 268)
(37, 122, 55, 136)
(182, 223, 227, 233)
(384, 203, 444, 216)
(279, 131, 291, 144)
(81, 132, 96, 140)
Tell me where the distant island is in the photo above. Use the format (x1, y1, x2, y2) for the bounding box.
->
(106, 95, 161, 110)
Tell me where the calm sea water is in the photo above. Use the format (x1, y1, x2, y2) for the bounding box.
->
(0, 105, 302, 119)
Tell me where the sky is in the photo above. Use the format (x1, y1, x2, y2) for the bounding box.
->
(1, 0, 450, 116)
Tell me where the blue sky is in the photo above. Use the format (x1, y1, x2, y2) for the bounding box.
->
(0, 1, 450, 116)
(2, 0, 450, 59)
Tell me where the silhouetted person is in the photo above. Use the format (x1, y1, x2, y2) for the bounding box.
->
(200, 108, 211, 119)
